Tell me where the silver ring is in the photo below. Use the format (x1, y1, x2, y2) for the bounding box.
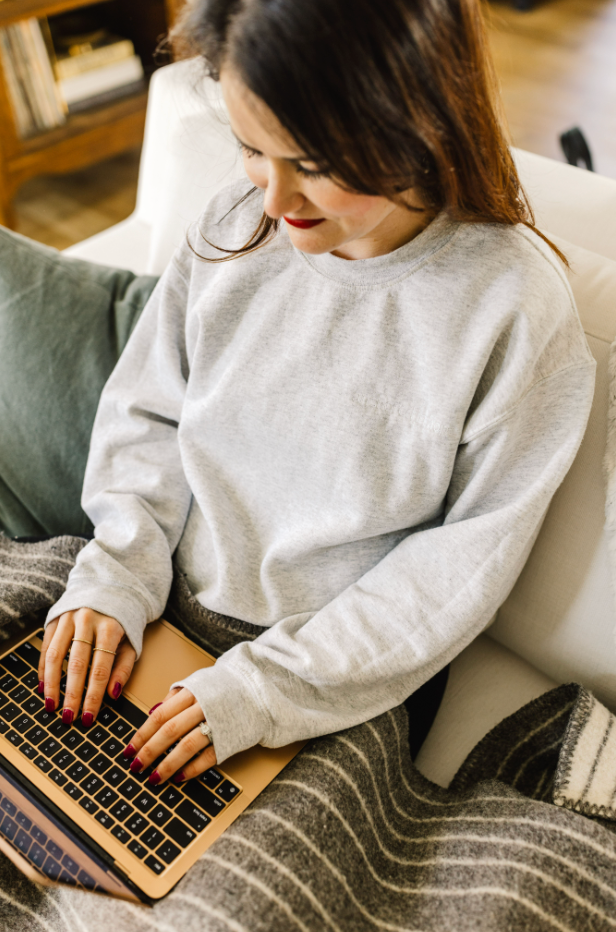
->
(198, 721, 213, 743)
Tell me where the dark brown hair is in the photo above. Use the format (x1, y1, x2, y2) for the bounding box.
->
(173, 0, 566, 264)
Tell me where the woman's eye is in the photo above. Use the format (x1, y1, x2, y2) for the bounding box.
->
(238, 142, 262, 159)
(296, 163, 330, 180)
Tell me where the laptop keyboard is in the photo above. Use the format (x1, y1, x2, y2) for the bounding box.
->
(0, 639, 241, 876)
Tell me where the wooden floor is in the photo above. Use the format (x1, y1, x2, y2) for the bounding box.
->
(12, 0, 616, 249)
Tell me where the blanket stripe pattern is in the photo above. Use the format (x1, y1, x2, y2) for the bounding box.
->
(0, 541, 616, 930)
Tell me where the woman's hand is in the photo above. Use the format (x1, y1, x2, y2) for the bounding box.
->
(123, 687, 217, 785)
(39, 609, 137, 726)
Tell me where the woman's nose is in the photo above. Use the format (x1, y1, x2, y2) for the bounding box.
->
(262, 163, 303, 219)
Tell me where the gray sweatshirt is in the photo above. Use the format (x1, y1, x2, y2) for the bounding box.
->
(48, 181, 595, 763)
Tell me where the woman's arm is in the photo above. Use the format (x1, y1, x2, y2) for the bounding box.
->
(126, 355, 595, 777)
(41, 256, 193, 721)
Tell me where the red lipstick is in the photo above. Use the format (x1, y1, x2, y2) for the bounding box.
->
(284, 217, 325, 229)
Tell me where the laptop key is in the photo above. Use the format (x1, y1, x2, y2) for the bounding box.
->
(127, 840, 147, 859)
(79, 798, 98, 815)
(7, 730, 24, 747)
(156, 840, 181, 865)
(1, 703, 21, 723)
(111, 825, 130, 844)
(48, 720, 71, 739)
(126, 814, 147, 835)
(67, 762, 90, 783)
(23, 670, 40, 691)
(1, 799, 16, 816)
(53, 750, 76, 771)
(0, 816, 17, 840)
(15, 812, 31, 830)
(150, 804, 173, 828)
(63, 782, 83, 800)
(105, 766, 125, 788)
(34, 708, 55, 728)
(25, 725, 47, 746)
(0, 720, 7, 734)
(88, 726, 110, 746)
(21, 743, 37, 759)
(176, 800, 210, 833)
(46, 840, 63, 859)
(95, 811, 115, 829)
(111, 695, 147, 730)
(22, 696, 44, 716)
(15, 829, 31, 854)
(15, 641, 40, 667)
(165, 818, 196, 849)
(31, 826, 47, 845)
(90, 753, 113, 776)
(75, 741, 97, 763)
(200, 768, 223, 791)
(34, 756, 52, 773)
(134, 791, 156, 814)
(61, 731, 85, 751)
(39, 737, 61, 757)
(62, 854, 79, 875)
(184, 781, 225, 818)
(101, 737, 123, 758)
(77, 869, 95, 889)
(43, 856, 61, 879)
(0, 673, 17, 692)
(14, 714, 35, 734)
(118, 778, 140, 801)
(110, 801, 134, 822)
(108, 718, 131, 740)
(140, 826, 164, 850)
(81, 775, 104, 796)
(97, 707, 118, 728)
(50, 769, 67, 787)
(95, 787, 119, 809)
(9, 685, 29, 704)
(3, 653, 29, 679)
(144, 855, 165, 875)
(159, 786, 183, 809)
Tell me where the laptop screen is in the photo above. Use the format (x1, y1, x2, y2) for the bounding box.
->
(0, 752, 144, 903)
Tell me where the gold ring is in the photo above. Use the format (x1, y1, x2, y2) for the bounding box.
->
(93, 647, 117, 656)
(72, 638, 93, 646)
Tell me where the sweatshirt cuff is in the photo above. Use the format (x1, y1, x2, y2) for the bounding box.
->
(46, 582, 150, 657)
(172, 661, 269, 764)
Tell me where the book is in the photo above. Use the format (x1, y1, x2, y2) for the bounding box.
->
(0, 28, 34, 137)
(54, 37, 135, 81)
(66, 77, 146, 115)
(57, 54, 145, 107)
(0, 18, 65, 137)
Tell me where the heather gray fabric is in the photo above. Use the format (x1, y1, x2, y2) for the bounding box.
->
(48, 181, 596, 763)
(0, 226, 158, 538)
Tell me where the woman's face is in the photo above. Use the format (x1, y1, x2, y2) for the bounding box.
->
(220, 68, 429, 261)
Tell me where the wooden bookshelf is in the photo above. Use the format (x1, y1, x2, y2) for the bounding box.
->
(0, 0, 185, 228)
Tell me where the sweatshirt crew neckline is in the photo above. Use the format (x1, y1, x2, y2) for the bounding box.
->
(297, 211, 459, 286)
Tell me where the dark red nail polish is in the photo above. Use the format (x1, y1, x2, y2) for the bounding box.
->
(45, 698, 55, 713)
(82, 712, 93, 727)
(38, 681, 44, 695)
(148, 770, 161, 786)
(112, 681, 122, 700)
(148, 702, 162, 715)
(123, 743, 136, 760)
(172, 771, 186, 784)
(61, 709, 73, 726)
(129, 757, 143, 773)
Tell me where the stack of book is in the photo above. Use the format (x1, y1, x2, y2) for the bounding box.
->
(0, 17, 145, 139)
(0, 19, 65, 137)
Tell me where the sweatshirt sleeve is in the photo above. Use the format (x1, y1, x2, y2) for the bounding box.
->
(174, 357, 595, 762)
(46, 255, 193, 655)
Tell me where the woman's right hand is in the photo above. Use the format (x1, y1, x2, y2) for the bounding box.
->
(39, 608, 137, 727)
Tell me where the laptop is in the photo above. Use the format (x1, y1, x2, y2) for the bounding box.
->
(0, 618, 304, 903)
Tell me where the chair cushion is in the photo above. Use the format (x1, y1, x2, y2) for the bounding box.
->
(415, 634, 557, 787)
(489, 235, 616, 710)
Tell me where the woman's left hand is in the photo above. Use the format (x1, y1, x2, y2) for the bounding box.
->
(123, 687, 217, 785)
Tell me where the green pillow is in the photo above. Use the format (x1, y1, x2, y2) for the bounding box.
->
(0, 226, 159, 538)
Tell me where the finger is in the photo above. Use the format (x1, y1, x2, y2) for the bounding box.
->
(43, 615, 77, 712)
(62, 614, 96, 723)
(147, 686, 181, 717)
(135, 706, 207, 783)
(78, 621, 125, 726)
(106, 639, 137, 702)
(38, 619, 58, 695)
(165, 741, 218, 785)
(123, 689, 195, 764)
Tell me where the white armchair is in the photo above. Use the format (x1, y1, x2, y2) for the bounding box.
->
(66, 59, 616, 787)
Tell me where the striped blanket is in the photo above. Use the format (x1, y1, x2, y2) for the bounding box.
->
(1, 537, 616, 931)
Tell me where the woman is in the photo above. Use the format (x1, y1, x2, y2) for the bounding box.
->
(37, 0, 594, 792)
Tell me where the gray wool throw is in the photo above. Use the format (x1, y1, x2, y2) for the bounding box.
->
(2, 543, 616, 930)
(0, 536, 87, 638)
